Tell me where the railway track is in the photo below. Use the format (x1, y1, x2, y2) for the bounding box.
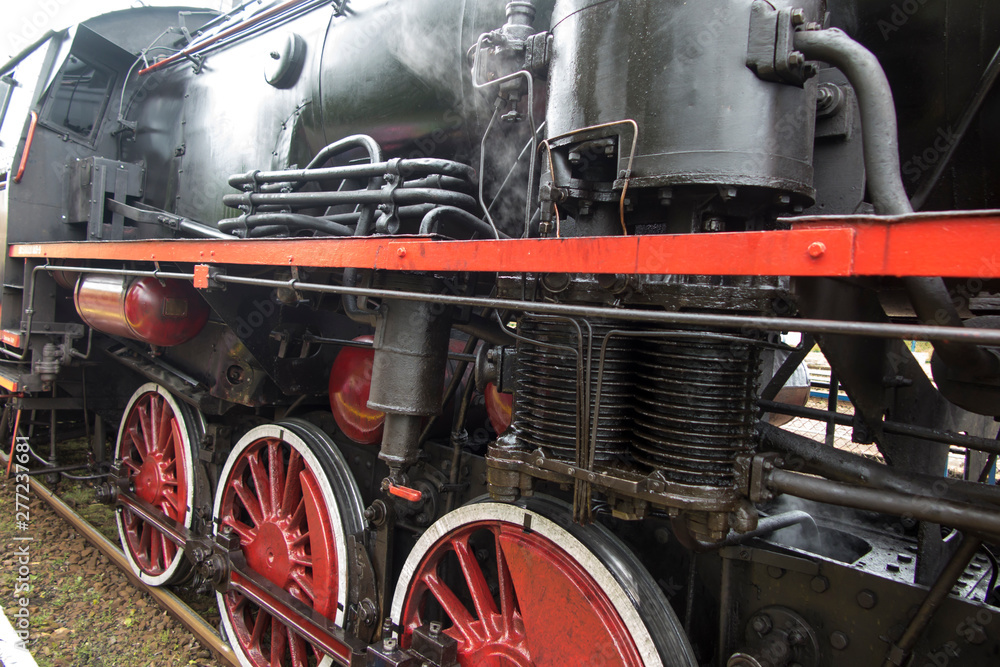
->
(1, 449, 239, 667)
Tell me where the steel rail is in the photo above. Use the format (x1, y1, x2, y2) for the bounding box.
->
(0, 450, 239, 667)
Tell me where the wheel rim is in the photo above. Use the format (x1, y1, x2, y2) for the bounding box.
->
(115, 383, 199, 586)
(215, 421, 363, 667)
(392, 501, 686, 667)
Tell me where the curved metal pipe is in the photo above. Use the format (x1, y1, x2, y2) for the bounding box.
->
(794, 27, 999, 378)
(794, 28, 909, 216)
(341, 268, 377, 327)
(217, 213, 354, 237)
(676, 510, 820, 553)
(419, 206, 509, 240)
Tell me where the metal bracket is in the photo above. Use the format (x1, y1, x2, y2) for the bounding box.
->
(746, 2, 817, 87)
(749, 453, 781, 503)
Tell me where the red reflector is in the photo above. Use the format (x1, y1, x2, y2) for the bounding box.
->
(329, 336, 385, 445)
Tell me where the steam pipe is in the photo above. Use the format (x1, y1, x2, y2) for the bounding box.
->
(716, 511, 819, 548)
(675, 510, 820, 553)
(229, 159, 475, 189)
(217, 213, 354, 237)
(793, 28, 909, 216)
(402, 175, 473, 192)
(766, 468, 1000, 538)
(758, 422, 1000, 508)
(793, 27, 1000, 378)
(222, 188, 479, 211)
(454, 314, 515, 347)
(419, 207, 509, 239)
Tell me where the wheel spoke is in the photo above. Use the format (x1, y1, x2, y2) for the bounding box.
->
(290, 568, 315, 603)
(268, 439, 285, 518)
(250, 606, 267, 647)
(162, 531, 175, 565)
(139, 521, 151, 557)
(282, 450, 304, 516)
(453, 536, 499, 633)
(248, 451, 272, 518)
(289, 631, 309, 667)
(287, 498, 306, 533)
(150, 529, 163, 571)
(233, 478, 264, 526)
(422, 571, 482, 646)
(128, 423, 148, 458)
(494, 528, 518, 635)
(156, 397, 173, 454)
(270, 616, 288, 666)
(138, 403, 154, 453)
(222, 518, 257, 543)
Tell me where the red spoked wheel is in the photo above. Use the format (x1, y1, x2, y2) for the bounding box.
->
(391, 497, 697, 667)
(214, 419, 364, 667)
(115, 383, 204, 586)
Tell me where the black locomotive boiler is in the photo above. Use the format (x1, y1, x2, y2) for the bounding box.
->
(1, 0, 1000, 665)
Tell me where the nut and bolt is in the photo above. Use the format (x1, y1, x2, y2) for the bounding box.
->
(751, 614, 773, 635)
(810, 576, 829, 593)
(790, 8, 807, 25)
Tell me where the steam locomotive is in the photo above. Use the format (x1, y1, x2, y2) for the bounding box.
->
(1, 0, 999, 665)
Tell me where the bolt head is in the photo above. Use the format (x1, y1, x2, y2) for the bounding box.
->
(807, 241, 827, 258)
(750, 614, 772, 635)
(856, 589, 877, 609)
(397, 247, 406, 257)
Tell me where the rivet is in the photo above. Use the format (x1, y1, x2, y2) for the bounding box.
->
(397, 247, 407, 257)
(807, 241, 826, 258)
